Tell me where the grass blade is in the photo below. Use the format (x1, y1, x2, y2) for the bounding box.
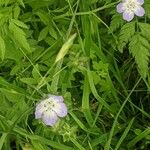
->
(114, 118, 135, 150)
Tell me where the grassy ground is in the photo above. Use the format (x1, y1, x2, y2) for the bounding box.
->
(0, 0, 150, 149)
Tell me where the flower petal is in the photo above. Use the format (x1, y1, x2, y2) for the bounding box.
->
(134, 6, 145, 16)
(35, 108, 43, 119)
(136, 0, 144, 5)
(117, 3, 124, 13)
(35, 101, 47, 119)
(42, 110, 58, 126)
(123, 11, 134, 21)
(52, 102, 68, 117)
(48, 95, 64, 102)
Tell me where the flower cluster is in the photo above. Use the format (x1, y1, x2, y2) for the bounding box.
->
(117, 0, 145, 22)
(35, 95, 68, 126)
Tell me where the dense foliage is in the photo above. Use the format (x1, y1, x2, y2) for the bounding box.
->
(0, 0, 150, 149)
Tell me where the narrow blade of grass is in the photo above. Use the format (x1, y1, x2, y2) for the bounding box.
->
(69, 111, 99, 135)
(82, 74, 93, 127)
(70, 138, 85, 150)
(127, 127, 150, 148)
(114, 118, 135, 150)
(87, 70, 113, 113)
(0, 133, 7, 150)
(104, 77, 141, 150)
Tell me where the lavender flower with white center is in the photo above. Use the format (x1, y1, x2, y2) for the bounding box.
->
(117, 0, 145, 22)
(35, 95, 68, 126)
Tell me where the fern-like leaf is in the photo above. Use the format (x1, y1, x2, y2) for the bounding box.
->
(110, 13, 124, 33)
(145, 0, 150, 18)
(9, 22, 31, 52)
(118, 22, 135, 52)
(129, 33, 150, 78)
(139, 23, 150, 41)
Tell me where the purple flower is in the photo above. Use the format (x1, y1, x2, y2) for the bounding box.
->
(35, 95, 68, 126)
(117, 0, 145, 22)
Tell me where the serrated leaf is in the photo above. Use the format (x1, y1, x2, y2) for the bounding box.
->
(145, 0, 150, 18)
(48, 26, 57, 39)
(17, 0, 25, 7)
(20, 78, 37, 85)
(0, 36, 5, 60)
(0, 88, 23, 103)
(118, 22, 135, 52)
(38, 27, 49, 41)
(10, 65, 21, 75)
(13, 5, 20, 19)
(110, 13, 124, 33)
(36, 11, 49, 25)
(139, 23, 150, 41)
(32, 64, 41, 80)
(12, 19, 28, 29)
(9, 22, 31, 52)
(129, 34, 150, 78)
(4, 36, 23, 62)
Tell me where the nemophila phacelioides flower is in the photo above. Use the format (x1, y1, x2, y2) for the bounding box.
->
(117, 0, 145, 22)
(35, 95, 68, 126)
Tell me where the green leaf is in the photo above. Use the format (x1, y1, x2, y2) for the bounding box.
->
(0, 36, 5, 60)
(82, 74, 93, 127)
(13, 5, 20, 19)
(110, 13, 124, 33)
(118, 22, 135, 52)
(4, 36, 23, 62)
(69, 112, 99, 135)
(12, 19, 28, 29)
(20, 78, 37, 85)
(48, 25, 57, 39)
(9, 22, 31, 52)
(139, 22, 150, 41)
(129, 33, 150, 78)
(0, 88, 24, 103)
(32, 64, 41, 80)
(134, 129, 142, 135)
(36, 11, 49, 25)
(10, 65, 21, 75)
(17, 0, 25, 7)
(87, 70, 113, 113)
(38, 27, 49, 41)
(145, 0, 150, 18)
(70, 138, 85, 150)
(114, 118, 135, 150)
(0, 133, 7, 150)
(127, 128, 150, 148)
(27, 0, 54, 10)
(55, 33, 77, 63)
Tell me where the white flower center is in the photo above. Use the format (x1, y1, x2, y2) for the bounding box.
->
(43, 99, 57, 111)
(124, 0, 138, 12)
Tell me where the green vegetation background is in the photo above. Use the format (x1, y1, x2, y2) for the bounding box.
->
(0, 0, 150, 149)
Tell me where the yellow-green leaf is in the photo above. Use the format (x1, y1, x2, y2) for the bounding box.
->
(38, 27, 49, 41)
(12, 19, 28, 29)
(13, 5, 20, 19)
(0, 36, 5, 60)
(55, 33, 77, 63)
(9, 22, 31, 52)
